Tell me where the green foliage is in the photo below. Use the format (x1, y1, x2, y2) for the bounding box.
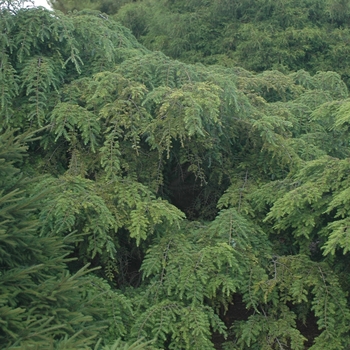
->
(46, 0, 350, 86)
(43, 0, 350, 87)
(3, 2, 350, 349)
(134, 227, 236, 348)
(0, 5, 145, 129)
(99, 338, 155, 350)
(0, 129, 109, 348)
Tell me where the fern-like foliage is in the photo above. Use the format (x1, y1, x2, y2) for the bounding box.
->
(231, 255, 350, 350)
(3, 4, 350, 349)
(0, 6, 145, 130)
(0, 129, 116, 349)
(134, 231, 231, 348)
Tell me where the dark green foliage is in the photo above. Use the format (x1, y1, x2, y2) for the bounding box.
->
(0, 129, 104, 348)
(0, 5, 146, 128)
(48, 0, 350, 86)
(2, 2, 350, 349)
(0, 128, 154, 348)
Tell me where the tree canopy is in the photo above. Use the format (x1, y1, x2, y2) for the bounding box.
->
(49, 0, 350, 87)
(1, 1, 350, 349)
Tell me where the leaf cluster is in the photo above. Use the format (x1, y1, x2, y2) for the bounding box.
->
(2, 4, 350, 349)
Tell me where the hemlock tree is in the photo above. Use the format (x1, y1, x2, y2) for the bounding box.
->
(1, 2, 350, 349)
(0, 129, 153, 349)
(0, 129, 106, 348)
(50, 0, 350, 86)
